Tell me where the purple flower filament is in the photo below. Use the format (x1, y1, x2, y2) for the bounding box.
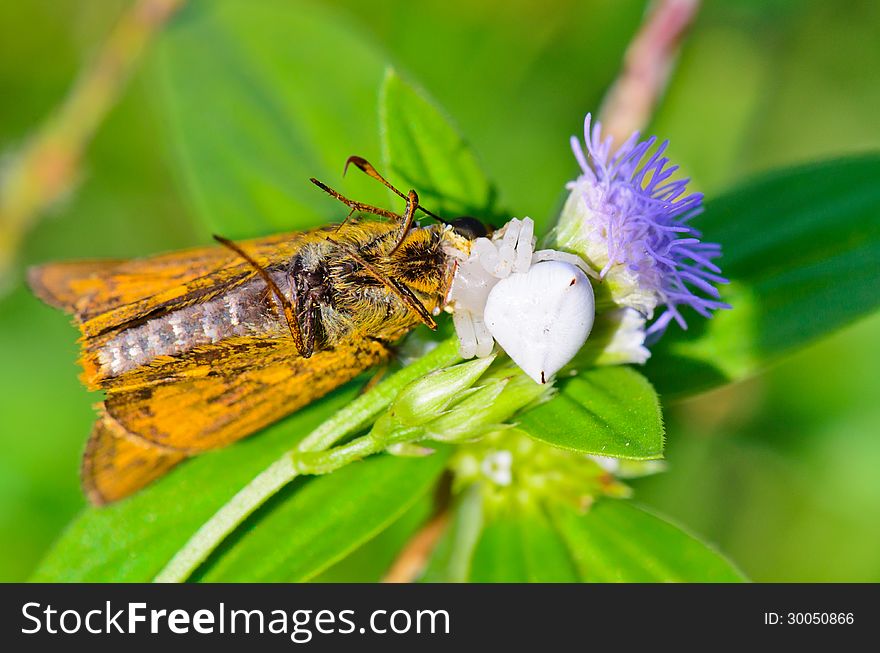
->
(568, 114, 731, 339)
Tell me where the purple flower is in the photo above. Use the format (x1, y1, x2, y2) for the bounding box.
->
(555, 114, 730, 341)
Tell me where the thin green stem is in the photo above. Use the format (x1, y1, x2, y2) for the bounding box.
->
(153, 457, 296, 583)
(294, 434, 382, 475)
(153, 337, 461, 583)
(293, 425, 425, 476)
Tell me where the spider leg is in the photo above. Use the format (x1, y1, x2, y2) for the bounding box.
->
(532, 249, 600, 279)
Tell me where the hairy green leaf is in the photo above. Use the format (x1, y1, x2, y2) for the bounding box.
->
(646, 155, 880, 397)
(312, 496, 433, 583)
(420, 485, 483, 583)
(196, 451, 447, 582)
(517, 366, 664, 459)
(551, 500, 746, 582)
(469, 507, 579, 582)
(380, 69, 501, 221)
(153, 0, 391, 237)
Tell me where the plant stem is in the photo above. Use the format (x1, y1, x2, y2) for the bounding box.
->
(154, 337, 461, 583)
(153, 457, 295, 583)
(0, 0, 185, 290)
(598, 0, 700, 149)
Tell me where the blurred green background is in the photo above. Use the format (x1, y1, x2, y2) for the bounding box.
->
(1, 0, 878, 581)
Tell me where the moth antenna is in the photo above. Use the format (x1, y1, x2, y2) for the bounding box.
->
(212, 235, 309, 357)
(310, 175, 417, 259)
(309, 178, 400, 220)
(344, 155, 449, 225)
(334, 207, 358, 234)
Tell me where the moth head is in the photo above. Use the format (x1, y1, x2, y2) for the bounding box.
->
(449, 216, 490, 240)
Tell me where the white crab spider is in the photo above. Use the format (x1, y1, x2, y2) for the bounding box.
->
(446, 217, 596, 384)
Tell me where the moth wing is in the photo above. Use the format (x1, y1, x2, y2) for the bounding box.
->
(27, 232, 313, 338)
(28, 260, 126, 312)
(82, 406, 187, 505)
(83, 335, 389, 503)
(100, 334, 391, 454)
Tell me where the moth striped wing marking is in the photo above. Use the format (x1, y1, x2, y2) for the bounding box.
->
(100, 334, 391, 452)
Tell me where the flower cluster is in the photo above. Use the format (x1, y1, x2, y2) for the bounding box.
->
(450, 428, 632, 513)
(554, 114, 730, 342)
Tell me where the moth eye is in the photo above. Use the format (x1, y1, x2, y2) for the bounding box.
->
(450, 216, 489, 240)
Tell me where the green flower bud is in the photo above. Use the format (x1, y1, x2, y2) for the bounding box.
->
(389, 354, 496, 427)
(429, 378, 511, 442)
(429, 363, 555, 443)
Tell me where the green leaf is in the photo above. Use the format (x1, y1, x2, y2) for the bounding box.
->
(380, 69, 501, 220)
(32, 385, 358, 582)
(468, 505, 579, 582)
(312, 495, 433, 583)
(152, 0, 391, 237)
(516, 366, 664, 459)
(196, 450, 448, 582)
(550, 500, 746, 582)
(421, 484, 483, 582)
(646, 155, 880, 398)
